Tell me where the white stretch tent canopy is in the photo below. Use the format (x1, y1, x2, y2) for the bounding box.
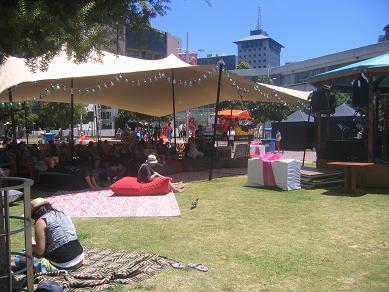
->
(0, 50, 310, 117)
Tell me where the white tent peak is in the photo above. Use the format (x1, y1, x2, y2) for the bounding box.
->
(0, 48, 312, 117)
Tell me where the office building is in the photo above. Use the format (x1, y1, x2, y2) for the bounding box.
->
(234, 29, 283, 69)
(232, 40, 389, 91)
(198, 54, 237, 70)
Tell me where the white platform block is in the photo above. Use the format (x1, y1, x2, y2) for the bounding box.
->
(271, 159, 302, 191)
(1, 190, 23, 204)
(249, 144, 266, 156)
(247, 158, 264, 187)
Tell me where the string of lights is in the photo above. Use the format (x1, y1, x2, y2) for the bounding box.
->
(1, 64, 307, 108)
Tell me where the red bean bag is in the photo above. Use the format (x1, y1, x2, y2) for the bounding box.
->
(110, 176, 172, 196)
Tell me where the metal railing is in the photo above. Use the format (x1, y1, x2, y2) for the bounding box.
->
(0, 177, 34, 291)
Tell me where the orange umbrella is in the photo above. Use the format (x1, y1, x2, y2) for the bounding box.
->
(216, 109, 251, 119)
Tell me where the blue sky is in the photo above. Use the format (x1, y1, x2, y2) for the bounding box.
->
(151, 0, 389, 65)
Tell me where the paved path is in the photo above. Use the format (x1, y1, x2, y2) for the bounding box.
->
(280, 151, 316, 162)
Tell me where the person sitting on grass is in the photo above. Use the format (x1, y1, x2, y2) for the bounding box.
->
(137, 154, 184, 193)
(186, 137, 204, 159)
(30, 198, 84, 272)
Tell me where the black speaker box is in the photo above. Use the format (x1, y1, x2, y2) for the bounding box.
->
(352, 78, 368, 108)
(311, 89, 327, 113)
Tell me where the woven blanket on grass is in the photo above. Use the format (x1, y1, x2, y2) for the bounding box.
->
(35, 248, 174, 291)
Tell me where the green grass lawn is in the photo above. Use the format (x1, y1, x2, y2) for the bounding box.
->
(9, 176, 389, 291)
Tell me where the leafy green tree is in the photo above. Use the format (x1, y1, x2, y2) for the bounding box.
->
(0, 101, 38, 129)
(236, 61, 252, 69)
(36, 102, 87, 129)
(244, 77, 309, 122)
(334, 92, 352, 107)
(115, 109, 171, 129)
(245, 101, 309, 123)
(256, 75, 273, 84)
(0, 0, 171, 70)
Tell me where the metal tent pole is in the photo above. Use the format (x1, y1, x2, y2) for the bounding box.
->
(8, 89, 16, 144)
(302, 99, 313, 167)
(8, 89, 19, 175)
(23, 101, 29, 144)
(70, 79, 74, 160)
(209, 61, 224, 180)
(171, 69, 177, 150)
(94, 104, 99, 141)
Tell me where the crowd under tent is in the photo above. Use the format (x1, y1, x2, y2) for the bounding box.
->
(0, 49, 311, 179)
(310, 52, 389, 188)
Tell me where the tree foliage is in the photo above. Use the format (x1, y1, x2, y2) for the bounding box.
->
(236, 61, 252, 69)
(0, 0, 171, 70)
(35, 102, 87, 129)
(219, 74, 309, 123)
(0, 101, 38, 126)
(334, 91, 352, 107)
(115, 109, 171, 129)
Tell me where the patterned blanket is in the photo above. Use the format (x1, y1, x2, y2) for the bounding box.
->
(34, 248, 174, 291)
(47, 190, 181, 218)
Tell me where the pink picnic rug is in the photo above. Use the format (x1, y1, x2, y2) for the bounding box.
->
(47, 190, 181, 218)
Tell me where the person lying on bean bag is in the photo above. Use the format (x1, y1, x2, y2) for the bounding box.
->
(137, 155, 184, 193)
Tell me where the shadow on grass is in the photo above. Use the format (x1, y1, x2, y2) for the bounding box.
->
(243, 185, 284, 192)
(320, 187, 389, 197)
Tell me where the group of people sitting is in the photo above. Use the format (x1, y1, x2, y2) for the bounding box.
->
(0, 136, 210, 190)
(11, 153, 187, 277)
(23, 150, 185, 272)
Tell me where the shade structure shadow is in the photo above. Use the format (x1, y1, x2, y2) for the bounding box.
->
(320, 187, 389, 197)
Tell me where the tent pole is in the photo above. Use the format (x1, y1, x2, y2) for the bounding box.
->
(94, 105, 99, 141)
(367, 77, 375, 161)
(23, 101, 29, 144)
(209, 62, 224, 181)
(229, 102, 233, 156)
(158, 119, 161, 140)
(8, 88, 20, 176)
(302, 99, 312, 167)
(229, 102, 233, 128)
(8, 89, 16, 144)
(70, 79, 74, 161)
(171, 69, 177, 150)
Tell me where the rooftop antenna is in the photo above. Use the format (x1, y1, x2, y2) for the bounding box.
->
(256, 2, 262, 30)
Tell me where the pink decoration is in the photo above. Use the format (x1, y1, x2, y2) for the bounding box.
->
(47, 190, 181, 218)
(259, 152, 281, 187)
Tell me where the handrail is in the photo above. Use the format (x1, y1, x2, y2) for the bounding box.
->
(1, 177, 34, 292)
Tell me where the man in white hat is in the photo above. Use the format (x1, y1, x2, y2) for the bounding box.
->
(137, 154, 184, 192)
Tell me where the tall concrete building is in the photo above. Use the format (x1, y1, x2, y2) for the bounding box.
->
(234, 6, 283, 69)
(234, 28, 283, 69)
